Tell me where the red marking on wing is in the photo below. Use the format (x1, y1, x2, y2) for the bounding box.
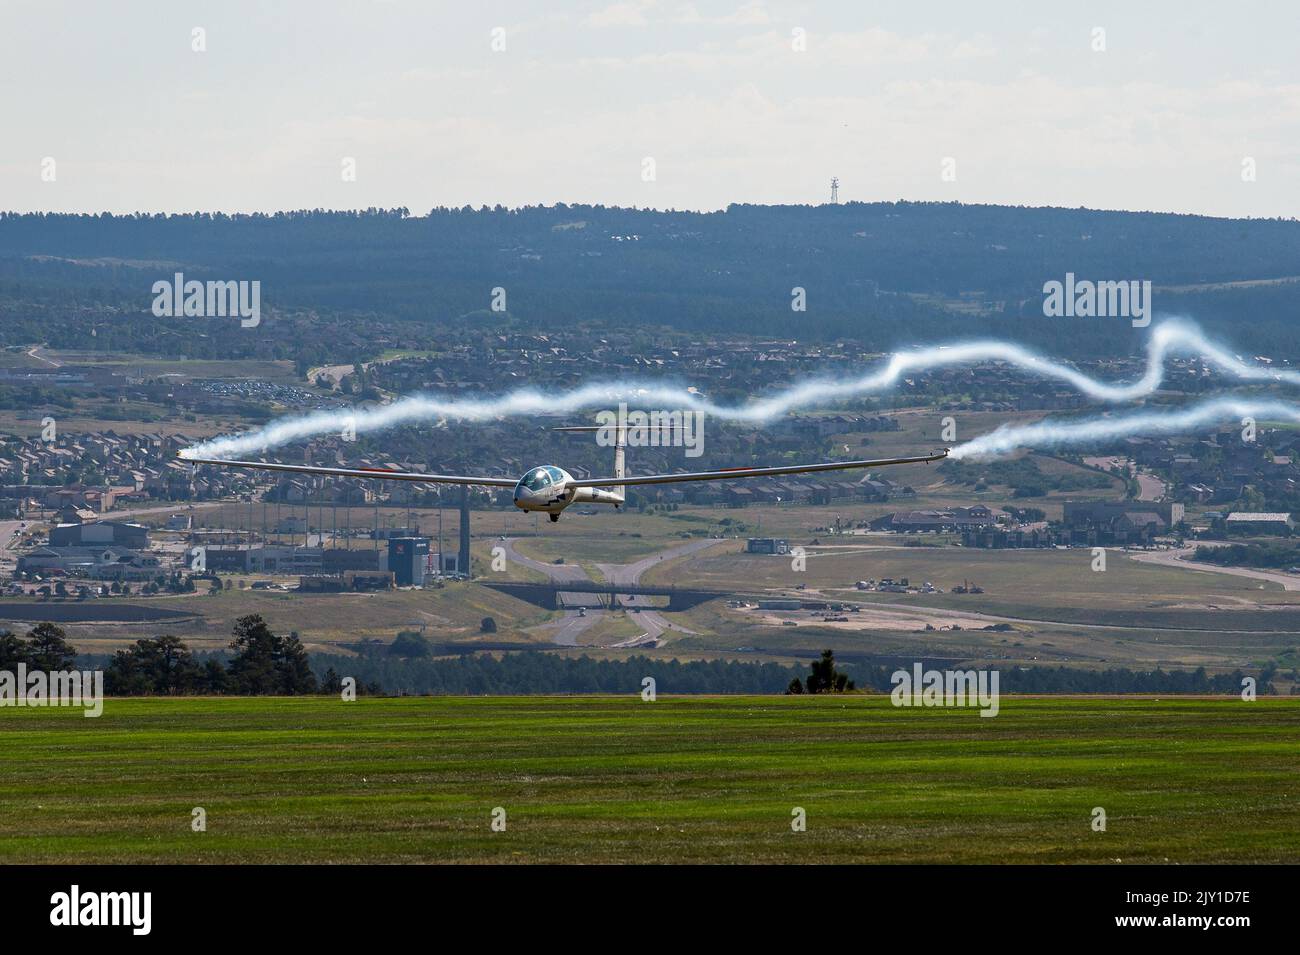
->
(356, 467, 398, 473)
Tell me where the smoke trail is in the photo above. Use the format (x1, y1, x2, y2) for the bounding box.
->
(949, 397, 1300, 459)
(180, 318, 1296, 460)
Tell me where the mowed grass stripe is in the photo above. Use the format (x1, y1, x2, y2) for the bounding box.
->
(0, 696, 1297, 863)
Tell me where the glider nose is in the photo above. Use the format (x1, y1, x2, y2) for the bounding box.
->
(512, 477, 525, 508)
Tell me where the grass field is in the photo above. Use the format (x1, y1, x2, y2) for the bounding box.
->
(2, 696, 1297, 863)
(56, 583, 555, 653)
(656, 540, 1300, 671)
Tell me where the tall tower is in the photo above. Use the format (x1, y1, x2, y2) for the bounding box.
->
(830, 177, 839, 203)
(458, 485, 471, 578)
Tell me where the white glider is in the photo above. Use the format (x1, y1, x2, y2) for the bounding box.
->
(184, 428, 947, 522)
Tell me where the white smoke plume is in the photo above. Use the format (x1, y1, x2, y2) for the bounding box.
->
(949, 397, 1300, 459)
(180, 318, 1296, 460)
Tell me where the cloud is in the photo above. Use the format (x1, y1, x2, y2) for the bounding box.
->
(588, 1, 774, 28)
(586, 0, 658, 27)
(671, 2, 773, 26)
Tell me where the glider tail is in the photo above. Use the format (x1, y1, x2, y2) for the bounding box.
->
(612, 429, 626, 505)
(552, 423, 626, 505)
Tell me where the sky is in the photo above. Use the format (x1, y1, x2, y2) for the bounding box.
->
(2, 0, 1298, 217)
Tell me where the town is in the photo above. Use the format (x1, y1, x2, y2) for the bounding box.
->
(3, 325, 1299, 683)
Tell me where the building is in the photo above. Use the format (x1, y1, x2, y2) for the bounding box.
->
(951, 505, 1002, 529)
(345, 570, 395, 591)
(1225, 512, 1294, 535)
(388, 537, 431, 586)
(199, 545, 325, 574)
(1062, 500, 1185, 527)
(54, 505, 99, 525)
(49, 520, 149, 550)
(873, 510, 954, 533)
(321, 548, 381, 573)
(1061, 500, 1186, 546)
(18, 546, 161, 581)
(202, 545, 256, 573)
(298, 570, 395, 593)
(746, 538, 789, 555)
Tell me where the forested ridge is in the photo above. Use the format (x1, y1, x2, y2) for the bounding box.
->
(2, 201, 1298, 356)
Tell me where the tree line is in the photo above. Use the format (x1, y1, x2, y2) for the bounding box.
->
(2, 623, 1280, 697)
(841, 660, 1279, 695)
(1193, 542, 1300, 569)
(312, 649, 804, 696)
(0, 615, 322, 695)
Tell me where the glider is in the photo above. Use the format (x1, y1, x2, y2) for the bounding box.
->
(183, 427, 947, 522)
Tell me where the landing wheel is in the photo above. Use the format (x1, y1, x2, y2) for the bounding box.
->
(549, 513, 560, 523)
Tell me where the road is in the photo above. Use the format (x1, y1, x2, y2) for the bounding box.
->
(1127, 545, 1300, 592)
(498, 538, 601, 646)
(799, 589, 1297, 635)
(25, 346, 62, 368)
(597, 539, 718, 589)
(497, 539, 590, 584)
(0, 519, 23, 575)
(305, 362, 356, 387)
(595, 539, 716, 643)
(1135, 472, 1166, 502)
(112, 501, 225, 521)
(502, 537, 717, 647)
(1082, 455, 1165, 502)
(544, 612, 600, 647)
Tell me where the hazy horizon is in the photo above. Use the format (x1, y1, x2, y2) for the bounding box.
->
(2, 0, 1297, 218)
(3, 199, 1295, 222)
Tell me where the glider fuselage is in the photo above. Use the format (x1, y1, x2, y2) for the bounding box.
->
(513, 465, 623, 518)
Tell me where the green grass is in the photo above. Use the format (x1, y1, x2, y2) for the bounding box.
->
(1, 696, 1297, 863)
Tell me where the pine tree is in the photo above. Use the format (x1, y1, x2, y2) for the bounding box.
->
(227, 614, 281, 694)
(25, 622, 77, 670)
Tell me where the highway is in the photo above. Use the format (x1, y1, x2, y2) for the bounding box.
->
(595, 539, 715, 644)
(498, 538, 600, 646)
(502, 537, 717, 647)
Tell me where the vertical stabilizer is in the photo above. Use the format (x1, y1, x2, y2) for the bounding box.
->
(612, 426, 626, 504)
